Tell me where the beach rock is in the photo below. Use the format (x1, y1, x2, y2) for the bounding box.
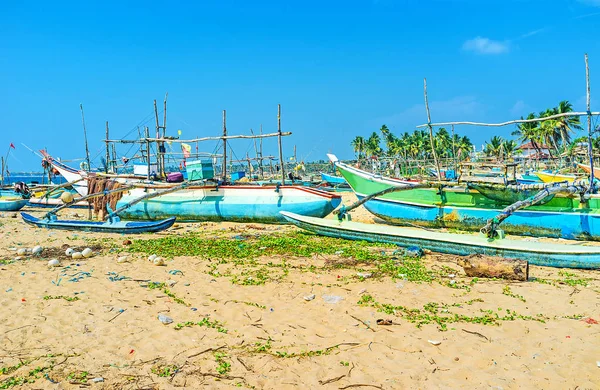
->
(357, 272, 372, 279)
(158, 314, 173, 324)
(166, 280, 177, 287)
(153, 257, 165, 266)
(72, 252, 83, 259)
(65, 248, 74, 256)
(322, 295, 344, 304)
(123, 239, 132, 246)
(428, 340, 442, 346)
(303, 294, 316, 301)
(48, 259, 61, 267)
(16, 248, 27, 256)
(82, 248, 93, 258)
(117, 256, 129, 264)
(14, 256, 23, 261)
(32, 246, 43, 256)
(148, 254, 157, 262)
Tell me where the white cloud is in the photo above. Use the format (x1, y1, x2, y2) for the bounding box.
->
(510, 100, 528, 116)
(462, 37, 509, 55)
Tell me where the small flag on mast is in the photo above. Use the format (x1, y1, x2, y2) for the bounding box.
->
(9, 143, 15, 149)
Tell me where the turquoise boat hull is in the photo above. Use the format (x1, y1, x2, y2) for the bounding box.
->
(321, 172, 346, 185)
(116, 185, 341, 223)
(0, 198, 29, 211)
(280, 212, 600, 269)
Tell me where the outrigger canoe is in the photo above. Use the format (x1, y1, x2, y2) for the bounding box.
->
(21, 212, 176, 234)
(0, 198, 29, 212)
(280, 211, 600, 269)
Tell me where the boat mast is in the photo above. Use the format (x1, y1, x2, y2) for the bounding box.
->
(277, 104, 285, 183)
(222, 110, 227, 182)
(586, 53, 595, 193)
(79, 104, 91, 173)
(105, 121, 110, 173)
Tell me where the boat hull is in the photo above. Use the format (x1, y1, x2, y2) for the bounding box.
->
(321, 172, 346, 185)
(334, 158, 600, 241)
(0, 198, 29, 211)
(116, 185, 341, 223)
(21, 212, 176, 234)
(361, 195, 600, 240)
(280, 212, 600, 269)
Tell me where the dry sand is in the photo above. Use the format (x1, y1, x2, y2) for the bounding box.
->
(1, 194, 599, 389)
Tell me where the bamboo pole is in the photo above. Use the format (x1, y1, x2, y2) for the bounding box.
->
(586, 53, 595, 193)
(46, 184, 136, 218)
(259, 124, 264, 178)
(154, 99, 162, 177)
(416, 111, 600, 128)
(145, 126, 151, 180)
(104, 181, 191, 220)
(278, 104, 285, 183)
(105, 121, 110, 174)
(40, 177, 87, 199)
(222, 110, 227, 181)
(424, 78, 442, 181)
(79, 104, 91, 173)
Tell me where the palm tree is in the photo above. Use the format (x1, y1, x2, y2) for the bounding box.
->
(351, 136, 366, 160)
(512, 113, 542, 154)
(457, 136, 473, 160)
(501, 139, 518, 159)
(379, 124, 396, 155)
(484, 136, 505, 160)
(434, 127, 451, 158)
(365, 132, 382, 158)
(554, 100, 582, 146)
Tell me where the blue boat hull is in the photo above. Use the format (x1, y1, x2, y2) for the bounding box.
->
(321, 172, 347, 185)
(360, 196, 600, 241)
(21, 212, 176, 234)
(0, 199, 29, 211)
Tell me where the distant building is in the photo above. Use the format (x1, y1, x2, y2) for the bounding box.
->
(517, 141, 550, 160)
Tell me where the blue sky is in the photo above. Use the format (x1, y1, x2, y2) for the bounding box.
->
(1, 0, 599, 171)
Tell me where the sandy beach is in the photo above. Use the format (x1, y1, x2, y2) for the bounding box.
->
(1, 194, 599, 389)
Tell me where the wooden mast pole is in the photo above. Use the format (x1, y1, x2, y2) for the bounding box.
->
(451, 124, 457, 175)
(153, 99, 162, 178)
(259, 124, 264, 178)
(222, 110, 227, 181)
(145, 126, 151, 180)
(105, 121, 110, 173)
(423, 78, 441, 181)
(586, 53, 595, 193)
(277, 104, 285, 183)
(79, 104, 91, 173)
(162, 93, 168, 174)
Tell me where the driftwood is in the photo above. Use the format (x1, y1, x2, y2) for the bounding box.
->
(457, 254, 528, 281)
